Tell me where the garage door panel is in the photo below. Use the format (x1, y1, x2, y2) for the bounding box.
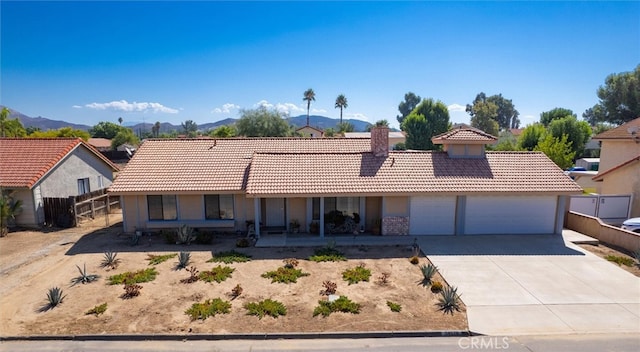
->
(410, 196, 456, 235)
(465, 196, 556, 235)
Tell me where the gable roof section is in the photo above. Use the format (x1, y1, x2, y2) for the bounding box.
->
(431, 128, 497, 144)
(0, 138, 119, 189)
(295, 125, 324, 133)
(592, 154, 640, 181)
(593, 117, 640, 140)
(108, 138, 372, 194)
(245, 151, 582, 196)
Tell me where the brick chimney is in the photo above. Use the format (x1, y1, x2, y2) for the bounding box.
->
(371, 126, 389, 157)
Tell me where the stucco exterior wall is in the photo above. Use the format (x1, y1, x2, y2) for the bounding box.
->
(365, 197, 382, 231)
(39, 146, 114, 198)
(288, 198, 307, 230)
(178, 195, 202, 220)
(600, 165, 640, 217)
(383, 196, 409, 217)
(566, 211, 640, 252)
(598, 140, 640, 172)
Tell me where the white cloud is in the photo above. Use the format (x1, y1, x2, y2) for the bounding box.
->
(345, 113, 368, 120)
(212, 103, 240, 114)
(253, 100, 306, 115)
(254, 100, 273, 109)
(311, 108, 327, 114)
(84, 100, 179, 114)
(72, 105, 82, 109)
(447, 103, 466, 112)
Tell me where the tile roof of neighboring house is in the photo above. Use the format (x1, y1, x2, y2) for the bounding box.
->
(509, 128, 524, 137)
(295, 125, 324, 133)
(431, 128, 497, 143)
(245, 151, 582, 196)
(344, 131, 406, 138)
(592, 154, 640, 181)
(88, 138, 112, 149)
(108, 138, 373, 193)
(0, 138, 119, 189)
(593, 117, 640, 140)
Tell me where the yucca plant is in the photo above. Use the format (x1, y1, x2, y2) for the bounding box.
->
(176, 251, 191, 270)
(46, 287, 66, 308)
(437, 286, 461, 315)
(419, 263, 438, 286)
(101, 251, 121, 270)
(176, 225, 195, 245)
(70, 263, 100, 286)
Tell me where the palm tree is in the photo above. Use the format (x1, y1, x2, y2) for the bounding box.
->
(0, 193, 22, 237)
(303, 88, 315, 126)
(334, 94, 348, 124)
(152, 121, 161, 137)
(118, 117, 123, 125)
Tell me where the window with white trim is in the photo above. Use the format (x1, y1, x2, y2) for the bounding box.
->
(205, 195, 234, 220)
(77, 178, 90, 195)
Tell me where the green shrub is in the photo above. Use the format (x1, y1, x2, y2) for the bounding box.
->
(605, 255, 634, 267)
(419, 263, 438, 286)
(386, 301, 402, 312)
(437, 286, 462, 315)
(208, 250, 252, 264)
(261, 267, 310, 284)
(162, 230, 176, 244)
(107, 268, 158, 285)
(313, 296, 361, 317)
(147, 253, 176, 265)
(430, 280, 444, 293)
(342, 264, 371, 285)
(86, 303, 108, 316)
(176, 225, 196, 245)
(244, 299, 287, 319)
(185, 298, 231, 320)
(122, 284, 142, 299)
(70, 263, 100, 286)
(236, 238, 250, 248)
(199, 265, 234, 283)
(195, 231, 213, 244)
(308, 247, 346, 262)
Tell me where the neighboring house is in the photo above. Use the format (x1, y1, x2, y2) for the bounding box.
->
(344, 131, 406, 150)
(0, 138, 119, 227)
(575, 158, 599, 171)
(592, 117, 640, 217)
(109, 128, 581, 236)
(296, 126, 324, 138)
(88, 138, 112, 152)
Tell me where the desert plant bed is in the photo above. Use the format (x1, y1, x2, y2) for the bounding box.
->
(0, 224, 467, 335)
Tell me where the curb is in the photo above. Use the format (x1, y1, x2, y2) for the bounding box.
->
(1, 330, 469, 341)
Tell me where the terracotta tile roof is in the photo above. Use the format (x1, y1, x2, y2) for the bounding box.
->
(432, 128, 497, 144)
(245, 151, 582, 196)
(593, 117, 640, 140)
(108, 138, 373, 193)
(0, 138, 119, 188)
(295, 125, 324, 133)
(88, 138, 112, 149)
(592, 154, 640, 181)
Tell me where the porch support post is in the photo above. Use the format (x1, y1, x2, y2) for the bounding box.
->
(359, 197, 366, 232)
(285, 198, 290, 232)
(319, 197, 325, 238)
(254, 197, 261, 238)
(306, 198, 312, 233)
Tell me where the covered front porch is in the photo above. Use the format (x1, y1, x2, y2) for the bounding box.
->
(254, 233, 416, 248)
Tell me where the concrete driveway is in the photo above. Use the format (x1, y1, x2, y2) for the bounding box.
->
(417, 232, 640, 336)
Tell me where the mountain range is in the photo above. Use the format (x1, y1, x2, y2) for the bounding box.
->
(2, 106, 375, 133)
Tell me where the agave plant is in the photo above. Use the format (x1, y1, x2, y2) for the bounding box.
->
(100, 251, 121, 270)
(437, 286, 461, 315)
(70, 263, 100, 286)
(46, 287, 66, 308)
(176, 251, 191, 270)
(419, 263, 438, 286)
(176, 225, 195, 245)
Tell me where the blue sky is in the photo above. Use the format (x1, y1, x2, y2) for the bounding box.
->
(1, 1, 639, 129)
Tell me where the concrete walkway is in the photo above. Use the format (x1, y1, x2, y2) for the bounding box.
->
(416, 232, 640, 336)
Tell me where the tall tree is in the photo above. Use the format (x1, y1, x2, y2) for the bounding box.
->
(469, 100, 500, 136)
(89, 121, 125, 139)
(111, 128, 140, 150)
(547, 116, 592, 158)
(517, 123, 546, 151)
(0, 107, 8, 137)
(466, 93, 520, 130)
(303, 88, 316, 126)
(0, 108, 26, 137)
(152, 121, 161, 137)
(401, 98, 450, 150)
(334, 94, 348, 124)
(540, 108, 576, 126)
(118, 117, 123, 125)
(585, 64, 640, 125)
(29, 127, 89, 140)
(210, 125, 236, 138)
(181, 120, 198, 138)
(236, 106, 291, 137)
(337, 122, 355, 133)
(535, 134, 575, 170)
(396, 92, 421, 125)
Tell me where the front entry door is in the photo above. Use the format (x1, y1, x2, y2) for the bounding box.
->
(265, 198, 285, 227)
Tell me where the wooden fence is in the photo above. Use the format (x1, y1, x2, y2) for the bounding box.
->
(43, 188, 120, 228)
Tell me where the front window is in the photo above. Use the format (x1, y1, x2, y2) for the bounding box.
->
(77, 178, 90, 195)
(147, 195, 177, 221)
(325, 197, 360, 217)
(205, 195, 234, 220)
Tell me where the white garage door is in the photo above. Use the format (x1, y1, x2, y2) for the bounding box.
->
(409, 196, 456, 235)
(464, 196, 557, 235)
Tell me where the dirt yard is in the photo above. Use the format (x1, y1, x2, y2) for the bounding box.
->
(579, 243, 640, 277)
(0, 213, 467, 336)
